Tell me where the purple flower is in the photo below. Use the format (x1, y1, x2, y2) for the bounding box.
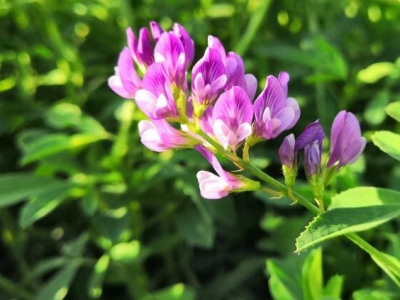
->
(138, 119, 193, 152)
(134, 63, 177, 120)
(172, 23, 195, 68)
(294, 120, 325, 152)
(253, 72, 300, 140)
(191, 48, 227, 105)
(126, 27, 154, 72)
(195, 145, 260, 199)
(212, 86, 253, 150)
(154, 32, 187, 87)
(304, 141, 322, 177)
(295, 120, 325, 178)
(327, 111, 366, 168)
(108, 47, 142, 99)
(279, 134, 296, 168)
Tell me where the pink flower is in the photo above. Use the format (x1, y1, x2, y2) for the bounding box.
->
(195, 145, 260, 199)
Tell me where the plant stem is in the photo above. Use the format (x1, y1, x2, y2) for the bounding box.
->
(0, 274, 33, 300)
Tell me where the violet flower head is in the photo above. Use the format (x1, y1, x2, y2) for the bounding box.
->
(191, 47, 227, 105)
(279, 134, 296, 169)
(134, 63, 177, 120)
(253, 72, 300, 140)
(195, 145, 259, 199)
(138, 119, 193, 152)
(327, 111, 366, 169)
(212, 86, 253, 150)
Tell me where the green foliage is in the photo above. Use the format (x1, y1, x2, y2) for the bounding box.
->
(1, 0, 400, 299)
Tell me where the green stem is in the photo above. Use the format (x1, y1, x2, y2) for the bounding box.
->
(227, 151, 399, 284)
(234, 0, 273, 56)
(0, 274, 33, 300)
(346, 233, 400, 287)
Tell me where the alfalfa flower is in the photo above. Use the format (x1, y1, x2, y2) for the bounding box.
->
(326, 111, 366, 169)
(195, 145, 260, 199)
(212, 86, 253, 151)
(251, 72, 300, 143)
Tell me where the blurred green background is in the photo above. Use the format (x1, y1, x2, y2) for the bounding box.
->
(1, 0, 400, 299)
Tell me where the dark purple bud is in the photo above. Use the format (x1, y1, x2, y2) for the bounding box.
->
(294, 120, 325, 152)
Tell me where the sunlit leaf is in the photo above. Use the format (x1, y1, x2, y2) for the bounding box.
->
(357, 62, 395, 83)
(87, 254, 110, 299)
(296, 188, 400, 252)
(35, 260, 81, 300)
(19, 182, 72, 228)
(141, 283, 196, 300)
(372, 131, 400, 161)
(302, 248, 323, 300)
(21, 133, 110, 164)
(386, 101, 400, 123)
(266, 257, 303, 300)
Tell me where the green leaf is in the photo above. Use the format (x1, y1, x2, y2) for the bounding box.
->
(302, 248, 323, 300)
(0, 173, 69, 208)
(140, 283, 196, 300)
(372, 131, 400, 161)
(385, 101, 400, 123)
(329, 187, 400, 209)
(21, 133, 109, 164)
(46, 103, 106, 134)
(357, 62, 395, 83)
(110, 241, 141, 263)
(175, 208, 215, 248)
(295, 205, 400, 253)
(323, 275, 343, 298)
(202, 257, 264, 298)
(87, 254, 110, 299)
(266, 257, 303, 300)
(364, 91, 389, 126)
(19, 182, 72, 228)
(35, 260, 81, 300)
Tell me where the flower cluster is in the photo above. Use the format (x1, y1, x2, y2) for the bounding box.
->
(109, 21, 365, 201)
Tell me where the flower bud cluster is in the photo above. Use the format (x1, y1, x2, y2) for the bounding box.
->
(279, 112, 366, 203)
(109, 21, 365, 201)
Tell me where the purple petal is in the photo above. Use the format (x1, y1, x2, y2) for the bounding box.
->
(271, 107, 296, 138)
(194, 145, 226, 179)
(253, 75, 286, 122)
(154, 32, 186, 84)
(278, 71, 290, 94)
(127, 27, 153, 68)
(191, 48, 227, 104)
(150, 21, 163, 42)
(108, 73, 135, 99)
(213, 86, 253, 128)
(117, 47, 142, 95)
(244, 74, 258, 100)
(196, 171, 229, 199)
(295, 121, 325, 151)
(207, 36, 227, 62)
(173, 23, 195, 67)
(279, 134, 295, 168)
(327, 111, 366, 168)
